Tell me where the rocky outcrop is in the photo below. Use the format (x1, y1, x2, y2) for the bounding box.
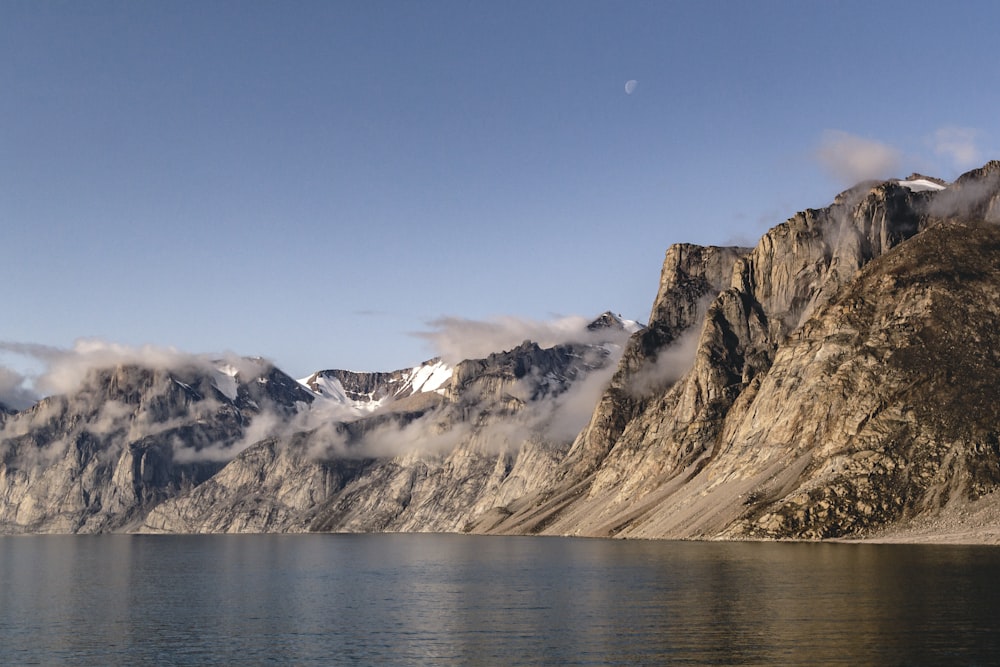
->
(929, 160, 1000, 223)
(722, 220, 1000, 538)
(563, 244, 751, 478)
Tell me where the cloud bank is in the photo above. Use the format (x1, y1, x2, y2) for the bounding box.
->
(626, 327, 702, 398)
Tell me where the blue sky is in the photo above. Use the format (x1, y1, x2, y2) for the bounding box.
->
(2, 1, 998, 393)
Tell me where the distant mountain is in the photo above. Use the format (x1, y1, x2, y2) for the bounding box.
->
(3, 163, 1000, 541)
(0, 360, 312, 532)
(142, 313, 637, 533)
(299, 358, 453, 415)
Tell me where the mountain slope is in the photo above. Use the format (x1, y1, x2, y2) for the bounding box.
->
(299, 358, 452, 415)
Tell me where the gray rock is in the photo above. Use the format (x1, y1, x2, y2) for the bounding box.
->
(0, 361, 311, 533)
(485, 163, 1000, 540)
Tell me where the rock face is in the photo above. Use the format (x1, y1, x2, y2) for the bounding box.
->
(481, 161, 1000, 539)
(299, 358, 452, 414)
(3, 162, 1000, 540)
(0, 361, 312, 533)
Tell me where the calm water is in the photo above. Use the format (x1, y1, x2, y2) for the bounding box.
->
(1, 535, 999, 666)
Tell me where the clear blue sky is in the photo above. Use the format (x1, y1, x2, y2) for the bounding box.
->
(2, 0, 998, 384)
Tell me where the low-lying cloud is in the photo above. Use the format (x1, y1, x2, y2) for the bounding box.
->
(413, 314, 630, 364)
(280, 339, 627, 462)
(626, 327, 702, 398)
(928, 164, 1000, 223)
(1, 316, 636, 469)
(0, 366, 38, 411)
(521, 358, 620, 443)
(0, 338, 265, 400)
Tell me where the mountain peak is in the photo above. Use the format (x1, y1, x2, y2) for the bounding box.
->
(587, 311, 643, 333)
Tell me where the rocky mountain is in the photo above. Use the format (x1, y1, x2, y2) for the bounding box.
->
(299, 358, 452, 415)
(141, 315, 635, 533)
(0, 360, 313, 533)
(478, 162, 1000, 540)
(2, 162, 999, 541)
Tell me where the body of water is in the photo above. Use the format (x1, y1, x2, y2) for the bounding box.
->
(1, 534, 999, 665)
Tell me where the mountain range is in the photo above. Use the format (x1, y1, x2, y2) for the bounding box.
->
(2, 161, 999, 541)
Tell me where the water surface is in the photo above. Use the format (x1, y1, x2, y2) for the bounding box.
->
(1, 534, 998, 665)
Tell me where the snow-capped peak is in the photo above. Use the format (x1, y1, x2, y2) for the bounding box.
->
(588, 311, 644, 334)
(398, 359, 452, 395)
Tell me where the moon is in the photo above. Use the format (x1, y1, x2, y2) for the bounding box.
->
(624, 79, 638, 95)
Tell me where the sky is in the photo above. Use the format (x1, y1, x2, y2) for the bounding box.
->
(2, 0, 999, 398)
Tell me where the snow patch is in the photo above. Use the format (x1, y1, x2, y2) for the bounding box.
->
(297, 374, 387, 414)
(403, 360, 452, 395)
(297, 359, 454, 414)
(898, 178, 946, 192)
(621, 318, 643, 333)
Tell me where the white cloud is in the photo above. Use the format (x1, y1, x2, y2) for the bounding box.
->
(527, 358, 620, 443)
(815, 130, 901, 185)
(932, 126, 982, 172)
(413, 314, 629, 364)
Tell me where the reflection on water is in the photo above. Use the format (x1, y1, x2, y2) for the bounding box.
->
(2, 534, 999, 665)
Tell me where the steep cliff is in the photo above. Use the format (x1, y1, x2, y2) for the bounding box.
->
(482, 163, 1000, 540)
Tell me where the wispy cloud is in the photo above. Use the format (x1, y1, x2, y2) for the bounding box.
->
(931, 126, 982, 172)
(815, 130, 901, 185)
(412, 314, 628, 364)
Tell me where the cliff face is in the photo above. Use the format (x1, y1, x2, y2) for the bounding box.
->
(482, 164, 1000, 540)
(719, 220, 1000, 538)
(561, 244, 751, 479)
